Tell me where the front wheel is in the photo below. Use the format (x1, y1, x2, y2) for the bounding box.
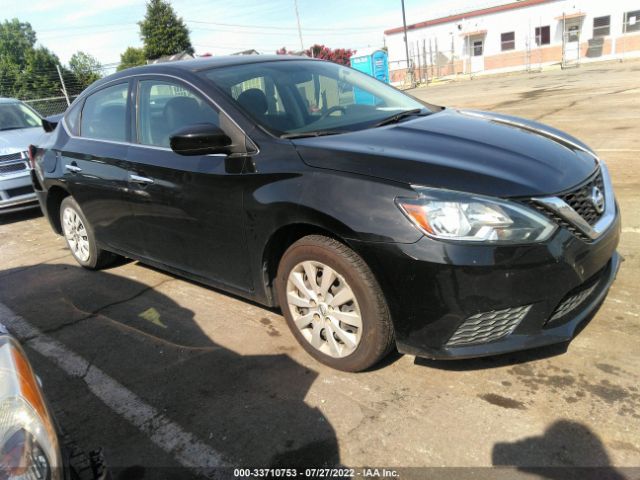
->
(276, 235, 394, 372)
(60, 196, 117, 270)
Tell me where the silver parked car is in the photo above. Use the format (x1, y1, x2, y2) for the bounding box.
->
(0, 98, 44, 213)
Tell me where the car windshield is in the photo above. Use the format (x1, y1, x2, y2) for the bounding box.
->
(0, 102, 41, 131)
(201, 60, 434, 137)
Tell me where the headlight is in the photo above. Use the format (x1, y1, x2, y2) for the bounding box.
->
(396, 187, 556, 243)
(0, 335, 61, 480)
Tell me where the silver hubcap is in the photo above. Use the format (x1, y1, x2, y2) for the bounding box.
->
(62, 207, 90, 262)
(286, 261, 362, 358)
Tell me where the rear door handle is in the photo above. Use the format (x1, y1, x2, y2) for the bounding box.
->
(65, 163, 82, 173)
(129, 174, 154, 185)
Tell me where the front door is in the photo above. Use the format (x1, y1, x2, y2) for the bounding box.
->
(471, 37, 485, 73)
(126, 77, 253, 291)
(562, 20, 582, 67)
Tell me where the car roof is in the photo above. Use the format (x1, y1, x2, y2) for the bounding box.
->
(97, 55, 316, 85)
(171, 54, 313, 71)
(0, 97, 20, 104)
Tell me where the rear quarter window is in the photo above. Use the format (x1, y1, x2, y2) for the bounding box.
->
(64, 99, 83, 136)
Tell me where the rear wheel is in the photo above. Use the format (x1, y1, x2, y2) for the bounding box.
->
(60, 196, 117, 269)
(276, 235, 394, 372)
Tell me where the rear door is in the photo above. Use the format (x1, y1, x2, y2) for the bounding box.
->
(60, 80, 144, 254)
(126, 76, 253, 291)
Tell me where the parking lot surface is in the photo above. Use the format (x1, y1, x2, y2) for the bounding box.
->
(1, 60, 639, 479)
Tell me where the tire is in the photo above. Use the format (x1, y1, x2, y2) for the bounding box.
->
(276, 235, 394, 372)
(60, 196, 117, 270)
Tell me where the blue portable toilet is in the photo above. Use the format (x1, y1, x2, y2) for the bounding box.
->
(350, 48, 389, 105)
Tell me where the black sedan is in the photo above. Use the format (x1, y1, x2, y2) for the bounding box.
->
(30, 55, 620, 371)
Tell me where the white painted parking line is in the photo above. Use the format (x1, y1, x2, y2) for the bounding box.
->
(0, 301, 225, 475)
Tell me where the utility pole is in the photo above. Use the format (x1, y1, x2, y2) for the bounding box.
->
(422, 38, 428, 84)
(294, 0, 304, 52)
(56, 64, 70, 107)
(401, 0, 414, 87)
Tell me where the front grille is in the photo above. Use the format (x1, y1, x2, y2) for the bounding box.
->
(0, 152, 23, 162)
(6, 186, 33, 198)
(528, 201, 590, 242)
(528, 169, 606, 242)
(559, 171, 605, 226)
(446, 305, 532, 347)
(0, 162, 27, 175)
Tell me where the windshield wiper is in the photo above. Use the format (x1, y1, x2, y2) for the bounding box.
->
(374, 108, 428, 127)
(281, 130, 345, 139)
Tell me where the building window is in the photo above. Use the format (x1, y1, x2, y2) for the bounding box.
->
(501, 32, 515, 51)
(593, 15, 611, 37)
(473, 40, 483, 56)
(624, 10, 640, 32)
(567, 25, 580, 42)
(535, 25, 551, 45)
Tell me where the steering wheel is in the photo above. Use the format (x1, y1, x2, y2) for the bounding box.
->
(317, 105, 346, 121)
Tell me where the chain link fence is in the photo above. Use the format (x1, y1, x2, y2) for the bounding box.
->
(23, 95, 80, 117)
(1, 64, 107, 117)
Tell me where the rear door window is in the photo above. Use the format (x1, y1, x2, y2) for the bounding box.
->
(80, 83, 129, 142)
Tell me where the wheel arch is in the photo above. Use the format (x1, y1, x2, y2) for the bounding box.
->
(45, 185, 70, 234)
(261, 223, 351, 307)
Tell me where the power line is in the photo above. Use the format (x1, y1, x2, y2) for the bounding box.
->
(190, 26, 373, 38)
(38, 25, 134, 40)
(33, 18, 384, 38)
(36, 22, 138, 33)
(185, 19, 385, 32)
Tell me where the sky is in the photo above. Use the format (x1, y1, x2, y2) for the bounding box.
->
(1, 0, 497, 67)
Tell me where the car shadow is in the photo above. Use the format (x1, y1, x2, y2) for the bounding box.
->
(133, 261, 405, 373)
(413, 343, 569, 371)
(0, 263, 340, 478)
(0, 207, 42, 225)
(492, 420, 628, 480)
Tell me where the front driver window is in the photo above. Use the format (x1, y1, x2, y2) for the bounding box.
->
(137, 80, 220, 148)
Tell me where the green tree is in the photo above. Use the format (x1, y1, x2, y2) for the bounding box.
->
(139, 0, 193, 60)
(0, 19, 36, 66)
(69, 51, 102, 89)
(117, 46, 146, 71)
(16, 47, 65, 100)
(0, 19, 64, 100)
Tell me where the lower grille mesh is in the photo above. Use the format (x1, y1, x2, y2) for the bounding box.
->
(548, 283, 598, 323)
(6, 186, 33, 198)
(446, 305, 532, 347)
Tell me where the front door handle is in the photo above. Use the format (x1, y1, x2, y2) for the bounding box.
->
(65, 163, 82, 173)
(129, 174, 154, 185)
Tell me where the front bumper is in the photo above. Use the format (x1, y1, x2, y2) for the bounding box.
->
(0, 170, 38, 213)
(351, 209, 621, 360)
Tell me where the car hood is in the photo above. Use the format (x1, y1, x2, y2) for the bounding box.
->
(0, 127, 44, 156)
(293, 108, 599, 197)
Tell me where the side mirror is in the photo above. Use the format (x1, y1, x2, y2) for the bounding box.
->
(169, 123, 232, 156)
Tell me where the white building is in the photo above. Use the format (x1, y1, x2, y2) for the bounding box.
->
(384, 0, 640, 84)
